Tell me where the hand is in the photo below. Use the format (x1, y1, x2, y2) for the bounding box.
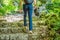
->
(34, 6, 37, 9)
(20, 10, 23, 13)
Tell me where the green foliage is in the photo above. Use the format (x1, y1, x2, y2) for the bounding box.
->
(40, 0, 47, 4)
(40, 13, 60, 40)
(46, 0, 60, 13)
(42, 13, 60, 31)
(0, 0, 20, 16)
(54, 33, 60, 40)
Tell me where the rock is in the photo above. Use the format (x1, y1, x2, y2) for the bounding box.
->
(0, 33, 28, 40)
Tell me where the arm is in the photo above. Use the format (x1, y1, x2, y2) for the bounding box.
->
(34, 0, 36, 6)
(20, 0, 23, 10)
(34, 0, 37, 9)
(20, 0, 23, 13)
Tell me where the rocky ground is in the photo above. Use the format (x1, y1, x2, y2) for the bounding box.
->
(0, 14, 59, 40)
(0, 16, 50, 40)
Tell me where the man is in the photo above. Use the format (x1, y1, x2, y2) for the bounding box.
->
(20, 0, 36, 33)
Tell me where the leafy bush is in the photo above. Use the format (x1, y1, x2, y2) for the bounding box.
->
(0, 0, 20, 16)
(46, 0, 60, 13)
(40, 13, 60, 40)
